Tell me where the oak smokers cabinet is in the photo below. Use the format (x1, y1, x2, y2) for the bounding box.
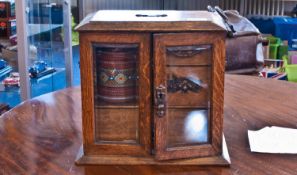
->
(76, 10, 230, 166)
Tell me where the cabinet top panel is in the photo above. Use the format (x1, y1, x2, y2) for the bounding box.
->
(76, 10, 226, 32)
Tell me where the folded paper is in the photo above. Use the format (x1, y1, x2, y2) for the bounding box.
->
(248, 126, 297, 153)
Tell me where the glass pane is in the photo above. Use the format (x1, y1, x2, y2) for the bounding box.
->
(0, 0, 20, 107)
(166, 44, 212, 148)
(0, 0, 72, 107)
(93, 44, 140, 144)
(27, 0, 70, 97)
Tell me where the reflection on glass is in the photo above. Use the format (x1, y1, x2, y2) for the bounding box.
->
(184, 110, 208, 143)
(187, 75, 208, 89)
(167, 109, 209, 148)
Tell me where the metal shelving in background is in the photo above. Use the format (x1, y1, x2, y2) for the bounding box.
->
(15, 0, 73, 102)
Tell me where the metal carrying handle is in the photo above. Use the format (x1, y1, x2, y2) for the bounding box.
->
(214, 6, 236, 37)
(207, 5, 216, 13)
(214, 6, 229, 22)
(155, 85, 166, 118)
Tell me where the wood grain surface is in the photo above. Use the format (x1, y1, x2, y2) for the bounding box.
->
(1, 75, 297, 174)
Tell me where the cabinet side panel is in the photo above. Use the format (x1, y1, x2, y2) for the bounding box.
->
(210, 35, 226, 154)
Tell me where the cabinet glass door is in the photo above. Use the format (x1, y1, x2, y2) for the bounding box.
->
(154, 33, 224, 160)
(80, 33, 151, 156)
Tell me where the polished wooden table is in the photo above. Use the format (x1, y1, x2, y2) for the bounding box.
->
(1, 75, 297, 175)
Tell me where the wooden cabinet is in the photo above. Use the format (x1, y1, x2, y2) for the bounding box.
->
(76, 10, 229, 166)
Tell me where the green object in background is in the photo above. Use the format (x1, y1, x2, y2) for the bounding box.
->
(72, 16, 79, 46)
(267, 36, 282, 59)
(278, 45, 288, 60)
(267, 36, 282, 45)
(283, 55, 297, 82)
(269, 44, 279, 59)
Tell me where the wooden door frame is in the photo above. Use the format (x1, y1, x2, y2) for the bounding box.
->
(80, 32, 152, 156)
(153, 32, 226, 160)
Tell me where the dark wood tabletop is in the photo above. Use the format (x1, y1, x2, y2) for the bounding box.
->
(1, 74, 297, 175)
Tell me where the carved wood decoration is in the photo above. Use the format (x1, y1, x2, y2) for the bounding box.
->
(167, 74, 203, 93)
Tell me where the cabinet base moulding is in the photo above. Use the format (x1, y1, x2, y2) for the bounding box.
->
(75, 136, 231, 166)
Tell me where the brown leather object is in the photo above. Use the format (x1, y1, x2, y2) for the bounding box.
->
(224, 10, 264, 72)
(226, 35, 263, 71)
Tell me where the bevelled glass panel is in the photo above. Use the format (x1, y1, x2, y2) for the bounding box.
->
(165, 44, 212, 148)
(93, 43, 140, 144)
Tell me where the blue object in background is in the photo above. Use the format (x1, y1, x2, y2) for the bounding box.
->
(29, 3, 63, 24)
(273, 17, 297, 50)
(72, 45, 81, 86)
(0, 59, 7, 69)
(0, 88, 21, 107)
(28, 61, 47, 75)
(0, 46, 80, 107)
(248, 16, 276, 35)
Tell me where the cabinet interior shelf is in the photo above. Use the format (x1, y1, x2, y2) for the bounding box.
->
(167, 106, 209, 109)
(166, 65, 212, 67)
(95, 105, 139, 109)
(95, 105, 209, 109)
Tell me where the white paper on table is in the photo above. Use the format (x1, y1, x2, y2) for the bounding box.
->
(248, 126, 297, 153)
